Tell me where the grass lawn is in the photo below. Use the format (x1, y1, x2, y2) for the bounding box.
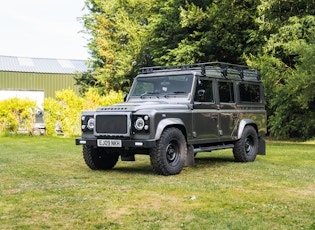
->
(0, 135, 314, 229)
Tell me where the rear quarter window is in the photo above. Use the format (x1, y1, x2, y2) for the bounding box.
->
(239, 83, 261, 103)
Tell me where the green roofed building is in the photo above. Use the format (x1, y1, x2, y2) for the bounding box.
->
(0, 55, 87, 108)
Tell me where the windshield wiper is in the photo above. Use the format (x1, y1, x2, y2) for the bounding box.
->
(140, 91, 160, 99)
(163, 91, 187, 98)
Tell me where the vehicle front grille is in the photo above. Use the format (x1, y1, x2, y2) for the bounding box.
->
(95, 113, 130, 136)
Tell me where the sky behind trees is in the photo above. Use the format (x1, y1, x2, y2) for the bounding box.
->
(0, 0, 89, 60)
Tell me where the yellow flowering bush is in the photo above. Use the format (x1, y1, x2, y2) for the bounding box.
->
(43, 89, 123, 136)
(0, 89, 124, 136)
(0, 98, 37, 134)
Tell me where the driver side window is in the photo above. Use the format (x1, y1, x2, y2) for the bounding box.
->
(194, 79, 214, 103)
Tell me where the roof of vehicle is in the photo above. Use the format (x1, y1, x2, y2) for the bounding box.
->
(139, 62, 261, 82)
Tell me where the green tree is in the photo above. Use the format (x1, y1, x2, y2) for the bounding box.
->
(149, 0, 260, 65)
(79, 0, 315, 139)
(81, 0, 154, 93)
(256, 0, 315, 35)
(74, 70, 104, 95)
(248, 14, 315, 139)
(80, 0, 260, 91)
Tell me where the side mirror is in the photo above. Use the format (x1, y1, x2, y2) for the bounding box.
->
(124, 93, 128, 102)
(198, 89, 205, 102)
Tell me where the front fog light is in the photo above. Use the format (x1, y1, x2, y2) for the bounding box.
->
(87, 118, 95, 130)
(135, 117, 145, 130)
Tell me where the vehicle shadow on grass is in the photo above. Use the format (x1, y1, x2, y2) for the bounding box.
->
(111, 156, 236, 175)
(113, 161, 154, 175)
(194, 156, 236, 168)
(113, 166, 154, 175)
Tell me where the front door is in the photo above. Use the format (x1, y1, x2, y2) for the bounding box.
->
(192, 78, 219, 143)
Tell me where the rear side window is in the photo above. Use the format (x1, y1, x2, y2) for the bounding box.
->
(218, 81, 234, 103)
(239, 83, 261, 103)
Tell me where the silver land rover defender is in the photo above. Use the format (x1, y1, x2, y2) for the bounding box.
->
(76, 62, 267, 175)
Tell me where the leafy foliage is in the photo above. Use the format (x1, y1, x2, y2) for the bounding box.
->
(0, 98, 37, 134)
(43, 89, 83, 135)
(43, 97, 64, 135)
(83, 88, 124, 110)
(79, 0, 315, 139)
(247, 14, 315, 139)
(74, 71, 102, 95)
(81, 0, 154, 93)
(81, 0, 259, 87)
(43, 89, 123, 136)
(145, 0, 260, 65)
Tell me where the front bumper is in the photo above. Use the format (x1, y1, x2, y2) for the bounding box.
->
(75, 137, 156, 148)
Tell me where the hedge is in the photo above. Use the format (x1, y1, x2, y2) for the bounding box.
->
(0, 89, 123, 136)
(0, 98, 37, 134)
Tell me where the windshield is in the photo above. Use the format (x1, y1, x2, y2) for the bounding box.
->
(130, 74, 193, 98)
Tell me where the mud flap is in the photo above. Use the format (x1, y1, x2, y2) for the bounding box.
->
(258, 137, 266, 155)
(185, 145, 195, 166)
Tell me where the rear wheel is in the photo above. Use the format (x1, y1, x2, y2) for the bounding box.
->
(150, 127, 186, 175)
(83, 146, 119, 170)
(233, 126, 258, 162)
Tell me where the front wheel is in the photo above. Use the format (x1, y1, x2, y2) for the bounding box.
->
(83, 146, 119, 170)
(150, 127, 187, 175)
(233, 126, 258, 162)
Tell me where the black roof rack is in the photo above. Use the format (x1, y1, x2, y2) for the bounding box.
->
(139, 62, 261, 81)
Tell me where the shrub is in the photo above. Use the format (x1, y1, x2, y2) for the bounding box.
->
(43, 97, 63, 135)
(43, 89, 124, 136)
(83, 88, 124, 110)
(44, 89, 84, 136)
(0, 90, 124, 136)
(101, 90, 124, 106)
(0, 98, 37, 134)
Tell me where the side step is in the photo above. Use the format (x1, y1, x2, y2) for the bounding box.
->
(193, 144, 234, 154)
(185, 143, 234, 167)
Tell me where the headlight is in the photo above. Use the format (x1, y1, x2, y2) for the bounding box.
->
(87, 118, 95, 130)
(132, 115, 150, 133)
(134, 117, 145, 130)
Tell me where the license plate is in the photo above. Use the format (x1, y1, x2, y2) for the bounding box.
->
(97, 139, 122, 147)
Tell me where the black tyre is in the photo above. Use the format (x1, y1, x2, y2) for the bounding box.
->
(83, 146, 119, 170)
(150, 127, 186, 175)
(233, 126, 258, 162)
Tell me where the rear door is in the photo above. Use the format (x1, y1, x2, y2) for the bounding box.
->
(217, 80, 239, 140)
